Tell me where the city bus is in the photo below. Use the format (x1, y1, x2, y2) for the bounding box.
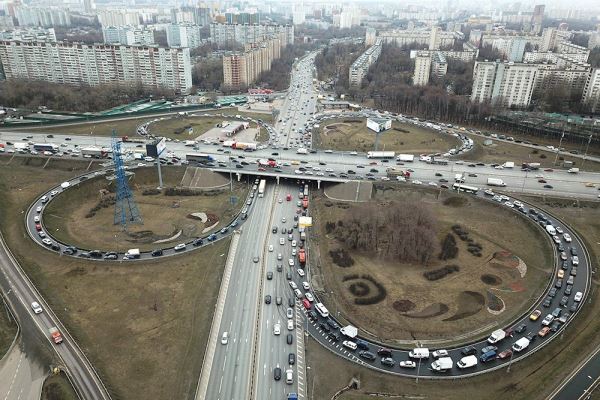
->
(452, 183, 479, 194)
(185, 153, 214, 164)
(33, 143, 59, 153)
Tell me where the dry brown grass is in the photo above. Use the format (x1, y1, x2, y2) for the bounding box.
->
(0, 158, 231, 399)
(43, 166, 246, 252)
(312, 184, 552, 344)
(314, 119, 460, 154)
(307, 194, 600, 400)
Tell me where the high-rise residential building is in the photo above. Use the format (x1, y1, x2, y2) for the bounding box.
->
(507, 37, 526, 62)
(225, 10, 260, 25)
(413, 52, 432, 86)
(471, 61, 538, 107)
(167, 24, 203, 48)
(292, 4, 305, 25)
(531, 4, 545, 35)
(540, 27, 570, 52)
(0, 27, 56, 42)
(83, 0, 94, 13)
(102, 26, 154, 46)
(15, 6, 71, 28)
(380, 29, 458, 49)
(431, 52, 448, 78)
(0, 16, 14, 30)
(210, 23, 293, 48)
(365, 27, 377, 46)
(336, 6, 360, 29)
(582, 68, 600, 112)
(0, 41, 192, 93)
(589, 31, 600, 50)
(171, 6, 212, 26)
(429, 26, 440, 50)
(223, 36, 283, 87)
(349, 38, 382, 87)
(556, 41, 590, 62)
(97, 10, 140, 27)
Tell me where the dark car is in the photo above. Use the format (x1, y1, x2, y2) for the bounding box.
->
(461, 346, 477, 356)
(526, 333, 538, 343)
(359, 351, 376, 361)
(265, 295, 272, 304)
(570, 247, 578, 256)
(63, 246, 77, 255)
(377, 347, 393, 357)
(288, 297, 295, 307)
(544, 184, 553, 189)
(370, 168, 379, 173)
(380, 357, 395, 367)
(565, 285, 573, 296)
(569, 303, 579, 313)
(103, 253, 118, 260)
(542, 297, 552, 307)
(515, 324, 527, 334)
(277, 264, 283, 272)
(287, 334, 293, 344)
(559, 296, 569, 307)
(435, 172, 443, 177)
(274, 367, 282, 381)
(235, 164, 244, 169)
(267, 271, 273, 280)
(327, 332, 340, 342)
(289, 353, 296, 365)
(89, 250, 103, 258)
(286, 272, 292, 281)
(439, 178, 448, 183)
(50, 244, 60, 251)
(308, 310, 318, 320)
(326, 318, 339, 330)
(192, 238, 203, 246)
(548, 287, 557, 297)
(550, 321, 561, 332)
(319, 322, 331, 333)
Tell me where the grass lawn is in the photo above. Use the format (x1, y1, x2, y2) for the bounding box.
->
(308, 193, 600, 400)
(312, 184, 552, 345)
(43, 166, 247, 252)
(0, 300, 18, 358)
(461, 135, 600, 172)
(41, 373, 78, 400)
(314, 119, 460, 154)
(20, 110, 273, 140)
(0, 158, 231, 400)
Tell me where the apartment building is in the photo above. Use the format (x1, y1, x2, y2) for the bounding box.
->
(413, 52, 432, 86)
(481, 33, 540, 60)
(102, 26, 154, 46)
(582, 68, 600, 112)
(431, 52, 448, 79)
(0, 28, 56, 42)
(540, 27, 571, 51)
(365, 27, 377, 46)
(349, 38, 382, 87)
(167, 24, 203, 48)
(15, 6, 71, 28)
(97, 10, 141, 27)
(171, 6, 212, 26)
(556, 41, 590, 62)
(471, 61, 538, 108)
(210, 23, 294, 48)
(379, 28, 458, 49)
(0, 41, 192, 93)
(223, 36, 283, 87)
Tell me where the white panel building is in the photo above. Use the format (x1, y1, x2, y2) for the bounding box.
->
(167, 24, 203, 48)
(471, 61, 538, 108)
(0, 41, 191, 93)
(349, 39, 382, 87)
(582, 68, 600, 112)
(413, 52, 432, 86)
(102, 26, 155, 46)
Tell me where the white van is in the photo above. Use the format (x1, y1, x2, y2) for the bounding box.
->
(457, 355, 478, 369)
(545, 225, 556, 236)
(512, 337, 530, 353)
(409, 348, 430, 359)
(286, 369, 294, 384)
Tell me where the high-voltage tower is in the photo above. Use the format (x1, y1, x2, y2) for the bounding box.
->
(111, 130, 143, 227)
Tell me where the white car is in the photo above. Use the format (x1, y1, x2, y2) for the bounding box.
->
(221, 331, 228, 345)
(174, 243, 186, 251)
(278, 253, 283, 260)
(343, 340, 357, 350)
(282, 217, 287, 223)
(399, 360, 417, 368)
(268, 245, 274, 252)
(36, 206, 42, 213)
(289, 258, 295, 267)
(432, 349, 449, 358)
(33, 216, 40, 223)
(278, 198, 283, 203)
(563, 233, 572, 242)
(350, 151, 357, 155)
(574, 291, 583, 302)
(287, 308, 294, 319)
(302, 281, 310, 290)
(41, 238, 52, 246)
(274, 323, 281, 335)
(289, 281, 298, 290)
(297, 268, 305, 277)
(294, 170, 303, 175)
(572, 256, 579, 266)
(31, 301, 43, 314)
(412, 180, 422, 185)
(305, 292, 314, 302)
(291, 240, 297, 247)
(287, 319, 294, 331)
(280, 238, 285, 245)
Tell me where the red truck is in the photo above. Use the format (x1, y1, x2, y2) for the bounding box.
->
(298, 248, 306, 265)
(49, 327, 63, 344)
(302, 197, 308, 209)
(286, 194, 292, 201)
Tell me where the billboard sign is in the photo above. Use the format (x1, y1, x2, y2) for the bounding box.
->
(146, 137, 166, 158)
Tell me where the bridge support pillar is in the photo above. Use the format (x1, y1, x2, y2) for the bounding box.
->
(276, 175, 280, 185)
(317, 180, 321, 189)
(236, 173, 241, 181)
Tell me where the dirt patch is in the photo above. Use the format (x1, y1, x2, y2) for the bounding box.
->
(481, 274, 503, 285)
(405, 303, 450, 318)
(443, 291, 486, 321)
(443, 196, 468, 207)
(392, 299, 416, 312)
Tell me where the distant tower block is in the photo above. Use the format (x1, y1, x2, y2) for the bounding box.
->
(111, 130, 143, 228)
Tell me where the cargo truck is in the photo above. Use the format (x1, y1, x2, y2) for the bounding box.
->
(296, 148, 308, 154)
(125, 248, 141, 259)
(81, 146, 109, 158)
(522, 162, 541, 171)
(396, 154, 414, 162)
(298, 248, 306, 265)
(258, 159, 277, 167)
(431, 357, 453, 371)
(502, 161, 515, 168)
(487, 178, 506, 187)
(568, 168, 579, 174)
(386, 167, 410, 179)
(487, 328, 507, 344)
(49, 327, 63, 344)
(367, 151, 395, 159)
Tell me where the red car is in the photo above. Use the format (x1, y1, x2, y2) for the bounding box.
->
(496, 349, 513, 359)
(544, 168, 554, 172)
(258, 167, 266, 171)
(35, 223, 42, 231)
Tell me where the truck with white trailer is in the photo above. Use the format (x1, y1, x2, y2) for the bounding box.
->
(502, 161, 515, 168)
(487, 178, 507, 187)
(487, 328, 507, 344)
(367, 151, 395, 159)
(125, 248, 141, 259)
(396, 154, 414, 162)
(431, 357, 453, 372)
